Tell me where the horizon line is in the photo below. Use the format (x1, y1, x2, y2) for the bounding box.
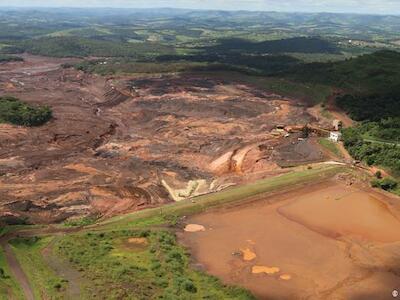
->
(0, 6, 399, 17)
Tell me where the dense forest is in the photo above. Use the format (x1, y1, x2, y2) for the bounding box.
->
(336, 94, 400, 121)
(3, 37, 175, 58)
(285, 50, 400, 95)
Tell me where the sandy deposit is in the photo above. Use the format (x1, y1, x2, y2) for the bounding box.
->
(184, 224, 206, 232)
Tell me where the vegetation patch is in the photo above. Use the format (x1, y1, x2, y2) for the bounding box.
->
(0, 96, 52, 127)
(0, 55, 23, 63)
(55, 229, 254, 299)
(63, 216, 99, 227)
(371, 177, 399, 193)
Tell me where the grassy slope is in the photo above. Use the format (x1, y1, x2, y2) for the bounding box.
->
(9, 236, 66, 300)
(0, 248, 24, 300)
(318, 138, 344, 158)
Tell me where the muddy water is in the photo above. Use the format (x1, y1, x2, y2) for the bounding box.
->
(179, 182, 400, 299)
(279, 187, 400, 243)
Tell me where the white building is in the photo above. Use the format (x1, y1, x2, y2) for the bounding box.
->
(329, 131, 342, 143)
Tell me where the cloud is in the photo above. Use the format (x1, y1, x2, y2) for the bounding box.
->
(2, 0, 400, 14)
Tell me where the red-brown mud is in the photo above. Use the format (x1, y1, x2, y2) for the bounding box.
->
(0, 55, 326, 224)
(179, 180, 400, 299)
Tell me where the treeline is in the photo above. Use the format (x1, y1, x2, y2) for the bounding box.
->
(3, 37, 175, 58)
(342, 127, 400, 175)
(0, 96, 52, 126)
(0, 55, 23, 63)
(204, 37, 339, 54)
(336, 94, 400, 121)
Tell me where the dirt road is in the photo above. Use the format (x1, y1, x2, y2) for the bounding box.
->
(0, 226, 84, 300)
(0, 240, 34, 300)
(42, 237, 84, 299)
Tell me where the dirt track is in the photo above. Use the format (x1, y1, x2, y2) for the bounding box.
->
(0, 55, 328, 225)
(0, 239, 34, 300)
(42, 237, 84, 299)
(180, 179, 400, 299)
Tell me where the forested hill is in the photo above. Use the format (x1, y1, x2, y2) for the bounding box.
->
(6, 37, 175, 58)
(205, 37, 339, 54)
(285, 50, 400, 96)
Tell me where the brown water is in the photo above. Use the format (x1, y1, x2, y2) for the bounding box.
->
(179, 182, 400, 299)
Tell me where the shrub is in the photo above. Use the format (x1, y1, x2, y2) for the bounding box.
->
(0, 268, 7, 279)
(183, 280, 197, 293)
(380, 178, 398, 190)
(371, 178, 398, 191)
(54, 283, 62, 290)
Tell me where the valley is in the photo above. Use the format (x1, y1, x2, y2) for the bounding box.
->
(0, 7, 400, 300)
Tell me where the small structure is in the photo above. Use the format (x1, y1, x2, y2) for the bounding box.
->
(332, 119, 343, 131)
(329, 131, 342, 143)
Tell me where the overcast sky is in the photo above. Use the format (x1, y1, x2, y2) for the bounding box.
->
(1, 0, 400, 15)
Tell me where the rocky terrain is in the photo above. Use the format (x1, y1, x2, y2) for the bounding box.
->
(0, 55, 326, 224)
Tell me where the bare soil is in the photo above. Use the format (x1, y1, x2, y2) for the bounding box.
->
(179, 179, 400, 299)
(0, 55, 326, 224)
